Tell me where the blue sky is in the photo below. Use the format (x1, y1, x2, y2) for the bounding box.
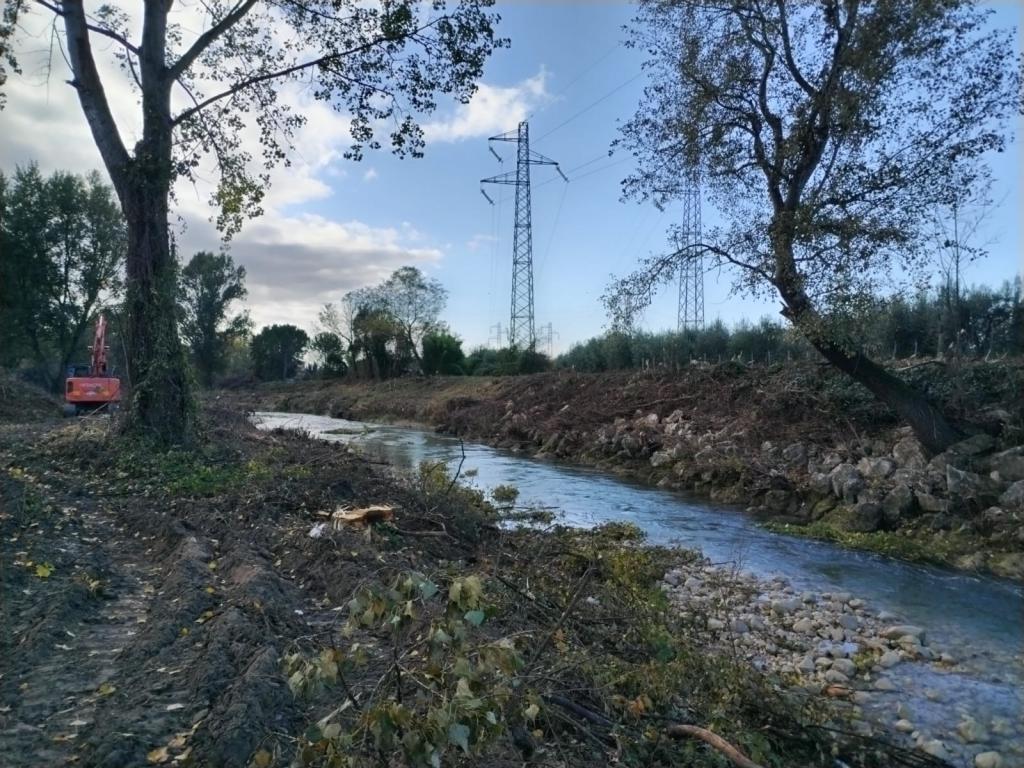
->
(2, 2, 1020, 353)
(293, 2, 1024, 351)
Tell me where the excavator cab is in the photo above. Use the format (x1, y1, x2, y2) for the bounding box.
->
(63, 315, 122, 417)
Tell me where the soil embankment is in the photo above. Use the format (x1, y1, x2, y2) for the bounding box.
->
(229, 362, 1024, 580)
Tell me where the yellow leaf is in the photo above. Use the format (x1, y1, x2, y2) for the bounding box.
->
(35, 563, 54, 578)
(147, 746, 170, 764)
(204, 586, 215, 594)
(179, 627, 189, 637)
(524, 703, 540, 722)
(252, 749, 272, 768)
(98, 683, 116, 696)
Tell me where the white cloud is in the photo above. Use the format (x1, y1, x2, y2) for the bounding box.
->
(422, 69, 549, 143)
(0, 4, 445, 334)
(466, 233, 497, 252)
(363, 167, 378, 181)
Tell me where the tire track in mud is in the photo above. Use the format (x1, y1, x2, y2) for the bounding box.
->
(1, 466, 302, 767)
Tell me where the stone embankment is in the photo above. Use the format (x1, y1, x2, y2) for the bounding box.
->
(587, 410, 1024, 579)
(660, 560, 1020, 768)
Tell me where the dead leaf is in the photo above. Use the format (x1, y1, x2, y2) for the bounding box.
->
(252, 749, 272, 768)
(172, 747, 192, 763)
(35, 562, 54, 578)
(97, 683, 116, 696)
(147, 746, 170, 764)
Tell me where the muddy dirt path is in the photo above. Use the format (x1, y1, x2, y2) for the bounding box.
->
(0, 423, 305, 767)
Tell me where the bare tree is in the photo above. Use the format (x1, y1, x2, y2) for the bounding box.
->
(1, 0, 503, 443)
(607, 0, 1021, 453)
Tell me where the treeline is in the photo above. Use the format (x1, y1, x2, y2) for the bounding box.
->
(0, 165, 125, 390)
(557, 282, 1024, 373)
(4, 162, 1019, 391)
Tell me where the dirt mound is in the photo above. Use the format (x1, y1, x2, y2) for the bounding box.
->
(0, 372, 60, 423)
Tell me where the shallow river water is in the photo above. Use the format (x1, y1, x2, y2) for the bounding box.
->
(254, 412, 1023, 761)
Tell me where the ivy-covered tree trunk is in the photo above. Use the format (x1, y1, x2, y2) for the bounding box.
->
(121, 167, 193, 442)
(60, 0, 194, 444)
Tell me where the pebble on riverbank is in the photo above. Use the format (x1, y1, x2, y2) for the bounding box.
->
(660, 560, 1019, 768)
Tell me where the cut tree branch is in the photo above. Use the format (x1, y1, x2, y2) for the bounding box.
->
(666, 724, 766, 768)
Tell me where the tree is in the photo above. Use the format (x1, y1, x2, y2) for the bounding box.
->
(350, 306, 402, 379)
(1, 1, 503, 443)
(179, 251, 250, 386)
(310, 331, 348, 378)
(0, 165, 125, 387)
(365, 266, 448, 370)
(607, 0, 1020, 453)
(422, 330, 465, 375)
(251, 324, 308, 381)
(317, 301, 357, 372)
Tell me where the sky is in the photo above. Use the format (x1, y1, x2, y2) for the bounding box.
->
(2, 2, 1022, 354)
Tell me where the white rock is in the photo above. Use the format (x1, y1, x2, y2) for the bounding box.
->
(919, 740, 949, 760)
(975, 751, 1004, 768)
(874, 677, 897, 692)
(838, 613, 860, 630)
(878, 650, 902, 668)
(894, 719, 914, 733)
(883, 625, 925, 641)
(771, 598, 801, 615)
(957, 717, 988, 743)
(707, 618, 726, 631)
(793, 618, 816, 634)
(831, 658, 857, 676)
(824, 669, 849, 684)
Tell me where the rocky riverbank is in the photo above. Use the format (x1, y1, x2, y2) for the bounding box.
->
(660, 558, 1021, 768)
(590, 409, 1024, 580)
(225, 362, 1024, 581)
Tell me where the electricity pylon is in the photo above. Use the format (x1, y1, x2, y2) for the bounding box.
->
(481, 121, 567, 349)
(676, 173, 704, 331)
(537, 322, 559, 356)
(488, 322, 504, 349)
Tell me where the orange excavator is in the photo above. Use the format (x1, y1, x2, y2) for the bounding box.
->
(63, 314, 121, 416)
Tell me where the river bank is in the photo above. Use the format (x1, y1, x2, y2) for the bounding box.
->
(4, 405, 934, 768)
(223, 361, 1024, 581)
(254, 410, 1024, 768)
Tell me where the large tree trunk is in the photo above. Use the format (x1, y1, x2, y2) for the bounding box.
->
(63, 0, 192, 444)
(120, 159, 193, 444)
(810, 337, 961, 455)
(775, 260, 961, 455)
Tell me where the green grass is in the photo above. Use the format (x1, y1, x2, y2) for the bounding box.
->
(763, 520, 981, 568)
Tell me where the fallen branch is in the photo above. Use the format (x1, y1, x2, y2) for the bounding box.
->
(543, 693, 612, 727)
(665, 724, 765, 768)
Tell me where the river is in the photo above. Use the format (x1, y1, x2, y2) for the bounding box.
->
(254, 411, 1023, 763)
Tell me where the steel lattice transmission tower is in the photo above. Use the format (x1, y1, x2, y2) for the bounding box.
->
(676, 174, 704, 331)
(481, 121, 566, 349)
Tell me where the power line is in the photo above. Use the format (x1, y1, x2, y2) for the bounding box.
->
(535, 71, 644, 142)
(527, 40, 625, 122)
(536, 181, 570, 280)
